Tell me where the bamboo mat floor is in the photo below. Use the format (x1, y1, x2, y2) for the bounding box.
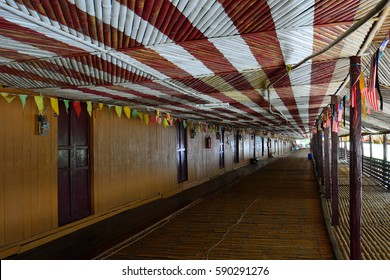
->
(100, 149, 334, 260)
(324, 163, 390, 260)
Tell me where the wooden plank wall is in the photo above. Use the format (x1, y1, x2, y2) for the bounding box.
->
(0, 98, 293, 257)
(0, 97, 57, 249)
(93, 107, 178, 214)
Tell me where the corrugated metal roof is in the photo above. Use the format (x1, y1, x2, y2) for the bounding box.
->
(0, 0, 389, 138)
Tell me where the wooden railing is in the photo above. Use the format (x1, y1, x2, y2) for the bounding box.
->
(362, 156, 390, 190)
(338, 147, 389, 190)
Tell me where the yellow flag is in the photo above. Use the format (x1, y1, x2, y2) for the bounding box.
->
(86, 101, 92, 117)
(144, 114, 149, 125)
(34, 96, 44, 113)
(1, 93, 16, 103)
(359, 72, 365, 90)
(123, 106, 131, 119)
(50, 98, 59, 116)
(115, 106, 122, 118)
(162, 118, 169, 127)
(362, 93, 367, 119)
(138, 112, 144, 121)
(98, 103, 104, 110)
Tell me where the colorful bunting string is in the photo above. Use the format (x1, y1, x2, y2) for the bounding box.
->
(0, 92, 204, 131)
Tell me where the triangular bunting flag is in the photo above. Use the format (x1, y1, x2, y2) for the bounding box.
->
(98, 103, 104, 110)
(183, 120, 187, 129)
(150, 115, 156, 125)
(115, 106, 122, 118)
(132, 109, 139, 118)
(138, 112, 144, 121)
(144, 114, 149, 125)
(86, 101, 92, 117)
(50, 98, 59, 116)
(63, 99, 70, 113)
(107, 104, 112, 116)
(19, 95, 28, 110)
(123, 106, 131, 119)
(1, 93, 16, 103)
(166, 113, 172, 126)
(73, 101, 81, 117)
(162, 118, 169, 127)
(34, 95, 44, 113)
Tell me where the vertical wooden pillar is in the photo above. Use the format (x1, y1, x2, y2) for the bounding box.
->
(349, 56, 362, 260)
(324, 125, 331, 199)
(383, 134, 387, 188)
(331, 96, 339, 225)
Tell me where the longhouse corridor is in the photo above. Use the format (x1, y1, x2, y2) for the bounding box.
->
(7, 149, 334, 260)
(99, 149, 334, 260)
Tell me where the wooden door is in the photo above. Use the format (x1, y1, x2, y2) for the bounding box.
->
(177, 123, 188, 183)
(219, 129, 225, 169)
(233, 130, 239, 163)
(58, 102, 91, 226)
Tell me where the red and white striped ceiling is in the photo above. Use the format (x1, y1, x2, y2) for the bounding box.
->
(0, 0, 389, 138)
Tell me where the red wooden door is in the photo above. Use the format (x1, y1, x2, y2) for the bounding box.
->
(58, 102, 91, 226)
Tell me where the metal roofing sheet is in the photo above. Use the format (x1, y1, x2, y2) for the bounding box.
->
(0, 0, 389, 138)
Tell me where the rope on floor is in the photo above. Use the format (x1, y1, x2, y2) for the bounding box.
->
(203, 198, 260, 260)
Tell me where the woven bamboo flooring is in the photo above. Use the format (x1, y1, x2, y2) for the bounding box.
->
(100, 149, 334, 260)
(324, 163, 390, 260)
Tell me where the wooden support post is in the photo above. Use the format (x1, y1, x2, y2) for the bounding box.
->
(324, 125, 331, 199)
(331, 95, 339, 226)
(383, 134, 387, 188)
(349, 56, 362, 260)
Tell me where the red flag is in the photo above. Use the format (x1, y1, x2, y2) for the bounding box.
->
(351, 84, 357, 108)
(73, 101, 82, 117)
(338, 102, 343, 123)
(364, 50, 380, 111)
